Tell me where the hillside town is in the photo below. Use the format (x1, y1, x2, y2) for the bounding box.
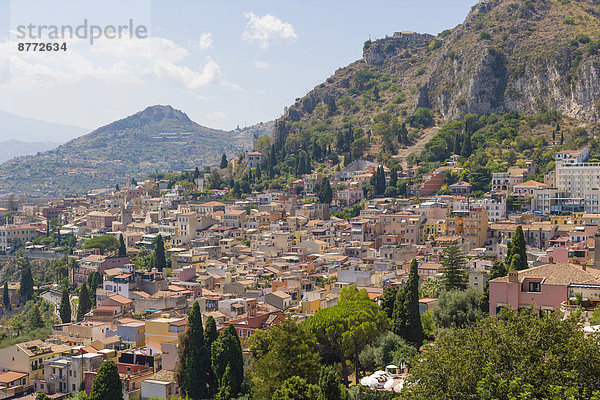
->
(1, 144, 600, 399)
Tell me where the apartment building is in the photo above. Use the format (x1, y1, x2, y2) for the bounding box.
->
(0, 224, 37, 252)
(446, 207, 488, 249)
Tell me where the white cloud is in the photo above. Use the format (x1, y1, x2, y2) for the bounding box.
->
(153, 57, 222, 90)
(254, 60, 269, 69)
(242, 12, 297, 49)
(195, 33, 213, 50)
(207, 111, 228, 120)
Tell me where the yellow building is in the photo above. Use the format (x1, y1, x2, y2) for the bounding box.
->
(446, 207, 489, 250)
(300, 298, 321, 314)
(419, 219, 446, 244)
(144, 316, 187, 345)
(0, 340, 67, 380)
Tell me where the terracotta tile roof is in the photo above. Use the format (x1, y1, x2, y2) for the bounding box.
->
(491, 262, 600, 285)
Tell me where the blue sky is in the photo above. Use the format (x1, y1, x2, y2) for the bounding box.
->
(0, 0, 476, 139)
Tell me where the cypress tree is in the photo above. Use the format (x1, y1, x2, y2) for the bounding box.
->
(155, 234, 166, 272)
(216, 363, 235, 400)
(77, 283, 92, 321)
(389, 166, 398, 188)
(440, 245, 467, 290)
(376, 166, 386, 195)
(89, 360, 123, 400)
(318, 178, 333, 204)
(20, 263, 34, 302)
(393, 258, 423, 348)
(205, 316, 218, 347)
(118, 234, 126, 257)
(177, 301, 212, 399)
(220, 154, 228, 169)
(480, 261, 507, 313)
(3, 282, 10, 311)
(28, 304, 44, 329)
(511, 226, 528, 270)
(59, 288, 71, 323)
(211, 325, 244, 398)
(380, 286, 398, 319)
(453, 133, 462, 155)
(461, 133, 472, 158)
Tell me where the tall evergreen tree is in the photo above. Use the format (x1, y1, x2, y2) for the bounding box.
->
(88, 271, 103, 307)
(318, 365, 345, 400)
(77, 283, 92, 321)
(20, 263, 34, 302)
(89, 360, 123, 400)
(461, 133, 472, 158)
(59, 288, 71, 323)
(376, 166, 386, 195)
(510, 226, 528, 270)
(393, 259, 423, 348)
(118, 234, 126, 257)
(380, 286, 398, 319)
(205, 316, 218, 347)
(389, 166, 398, 188)
(28, 304, 44, 329)
(440, 245, 467, 290)
(453, 133, 462, 155)
(480, 261, 507, 313)
(177, 301, 212, 399)
(220, 154, 228, 169)
(318, 178, 333, 204)
(3, 282, 10, 311)
(216, 363, 235, 400)
(154, 234, 166, 272)
(211, 325, 244, 398)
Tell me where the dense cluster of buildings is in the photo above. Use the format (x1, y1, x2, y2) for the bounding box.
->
(2, 147, 600, 398)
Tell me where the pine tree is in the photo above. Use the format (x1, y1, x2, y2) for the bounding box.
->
(20, 263, 34, 302)
(211, 325, 244, 398)
(118, 234, 126, 257)
(89, 360, 123, 400)
(510, 226, 528, 270)
(441, 245, 467, 290)
(220, 154, 228, 169)
(3, 282, 10, 311)
(28, 304, 44, 329)
(177, 301, 212, 399)
(318, 178, 333, 204)
(59, 288, 71, 323)
(77, 283, 92, 321)
(154, 234, 166, 272)
(393, 259, 423, 348)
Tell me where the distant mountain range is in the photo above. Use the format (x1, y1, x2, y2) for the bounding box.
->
(0, 105, 272, 197)
(0, 139, 62, 163)
(0, 110, 87, 143)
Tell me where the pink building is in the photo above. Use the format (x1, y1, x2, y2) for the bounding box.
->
(489, 262, 600, 315)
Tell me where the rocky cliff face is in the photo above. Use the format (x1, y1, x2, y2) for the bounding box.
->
(274, 0, 600, 147)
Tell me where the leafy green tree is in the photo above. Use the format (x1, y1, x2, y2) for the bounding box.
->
(248, 320, 321, 400)
(118, 234, 126, 257)
(36, 394, 52, 400)
(89, 360, 123, 400)
(468, 166, 491, 192)
(318, 366, 346, 400)
(272, 376, 319, 400)
(358, 331, 417, 372)
(318, 177, 333, 204)
(176, 301, 212, 399)
(408, 108, 434, 129)
(393, 259, 423, 349)
(20, 262, 34, 302)
(220, 154, 228, 169)
(84, 235, 119, 254)
(403, 310, 600, 399)
(154, 234, 166, 272)
(77, 283, 92, 321)
(211, 325, 244, 398)
(3, 282, 10, 311)
(59, 288, 71, 323)
(431, 288, 483, 337)
(305, 289, 389, 385)
(440, 246, 467, 290)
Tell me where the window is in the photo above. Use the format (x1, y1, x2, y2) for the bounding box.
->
(528, 282, 541, 292)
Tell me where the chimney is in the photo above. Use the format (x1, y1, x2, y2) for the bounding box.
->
(508, 270, 519, 283)
(595, 231, 600, 269)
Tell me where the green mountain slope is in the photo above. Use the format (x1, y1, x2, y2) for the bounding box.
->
(0, 105, 259, 197)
